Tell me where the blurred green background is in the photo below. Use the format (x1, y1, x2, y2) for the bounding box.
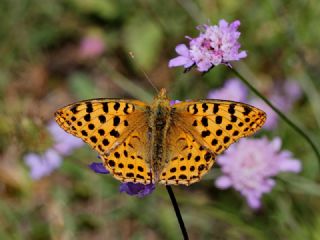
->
(1, 0, 320, 239)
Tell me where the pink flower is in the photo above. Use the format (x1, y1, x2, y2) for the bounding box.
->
(169, 20, 247, 72)
(215, 137, 301, 209)
(79, 35, 105, 58)
(207, 78, 248, 102)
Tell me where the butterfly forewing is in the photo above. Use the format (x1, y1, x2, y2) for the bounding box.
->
(173, 100, 266, 154)
(55, 99, 152, 183)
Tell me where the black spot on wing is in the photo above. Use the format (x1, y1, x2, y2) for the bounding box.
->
(102, 102, 108, 113)
(110, 129, 120, 138)
(243, 106, 252, 115)
(228, 104, 236, 114)
(86, 102, 93, 113)
(113, 116, 120, 126)
(70, 104, 80, 114)
(201, 117, 208, 127)
(114, 102, 120, 111)
(192, 104, 198, 114)
(215, 116, 222, 124)
(213, 103, 219, 114)
(123, 103, 130, 114)
(98, 115, 106, 123)
(201, 130, 211, 137)
(202, 103, 208, 112)
(84, 114, 91, 122)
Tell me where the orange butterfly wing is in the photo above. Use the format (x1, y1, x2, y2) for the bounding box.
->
(55, 99, 152, 184)
(159, 100, 266, 185)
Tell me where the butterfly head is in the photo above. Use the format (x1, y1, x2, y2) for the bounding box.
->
(157, 88, 168, 100)
(152, 88, 170, 108)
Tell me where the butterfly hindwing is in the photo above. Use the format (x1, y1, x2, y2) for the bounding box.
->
(100, 124, 152, 184)
(159, 122, 215, 185)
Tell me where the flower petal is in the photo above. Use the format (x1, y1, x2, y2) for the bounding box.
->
(89, 162, 109, 174)
(169, 19, 247, 72)
(169, 56, 193, 68)
(215, 176, 232, 189)
(175, 44, 189, 56)
(278, 159, 301, 173)
(246, 194, 261, 209)
(119, 182, 155, 197)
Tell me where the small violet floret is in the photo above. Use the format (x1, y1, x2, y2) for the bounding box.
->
(89, 162, 155, 197)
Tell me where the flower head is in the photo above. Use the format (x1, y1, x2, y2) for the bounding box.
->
(89, 162, 155, 197)
(24, 149, 62, 180)
(119, 182, 156, 197)
(169, 20, 247, 72)
(207, 78, 247, 102)
(215, 137, 301, 209)
(79, 35, 105, 59)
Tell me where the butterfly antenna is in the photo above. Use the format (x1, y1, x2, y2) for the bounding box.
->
(129, 51, 159, 93)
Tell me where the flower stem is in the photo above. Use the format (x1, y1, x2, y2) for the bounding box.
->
(231, 67, 320, 165)
(166, 186, 189, 240)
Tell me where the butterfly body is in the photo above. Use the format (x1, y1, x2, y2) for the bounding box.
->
(55, 88, 266, 186)
(149, 88, 172, 181)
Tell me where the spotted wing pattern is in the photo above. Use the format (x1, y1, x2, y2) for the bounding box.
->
(99, 125, 152, 184)
(159, 123, 215, 185)
(55, 99, 152, 183)
(159, 100, 266, 185)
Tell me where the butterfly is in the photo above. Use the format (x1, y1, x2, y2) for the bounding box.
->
(55, 88, 266, 186)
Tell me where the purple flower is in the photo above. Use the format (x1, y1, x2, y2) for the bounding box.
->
(248, 98, 279, 130)
(88, 162, 109, 174)
(168, 44, 194, 69)
(79, 35, 105, 59)
(47, 121, 84, 156)
(89, 162, 155, 197)
(215, 137, 301, 209)
(169, 20, 247, 72)
(170, 100, 181, 105)
(24, 121, 84, 180)
(249, 81, 302, 129)
(207, 78, 248, 102)
(24, 149, 62, 180)
(119, 182, 156, 197)
(271, 80, 302, 112)
(283, 80, 302, 103)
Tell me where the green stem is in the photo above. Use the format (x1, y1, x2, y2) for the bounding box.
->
(231, 67, 320, 165)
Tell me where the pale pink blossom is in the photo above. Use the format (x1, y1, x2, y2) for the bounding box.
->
(215, 137, 301, 209)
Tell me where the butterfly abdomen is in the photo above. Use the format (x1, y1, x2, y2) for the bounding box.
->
(149, 95, 172, 182)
